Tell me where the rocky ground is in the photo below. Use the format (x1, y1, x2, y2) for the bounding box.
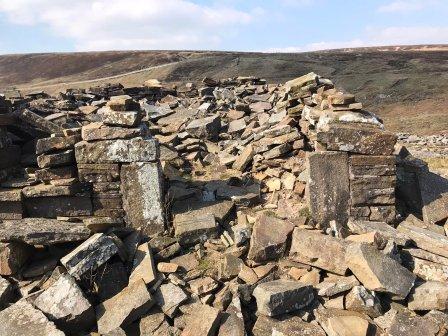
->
(0, 73, 447, 335)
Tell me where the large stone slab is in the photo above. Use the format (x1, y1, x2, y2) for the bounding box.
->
(289, 228, 349, 275)
(0, 218, 90, 245)
(0, 300, 65, 336)
(181, 304, 221, 336)
(347, 219, 410, 246)
(154, 283, 188, 318)
(247, 214, 295, 262)
(388, 311, 440, 336)
(317, 124, 397, 155)
(37, 149, 75, 168)
(253, 315, 326, 336)
(307, 151, 350, 229)
(346, 243, 416, 299)
(60, 233, 119, 279)
(34, 273, 95, 333)
(253, 280, 314, 317)
(24, 196, 92, 218)
(185, 114, 221, 140)
(81, 122, 143, 141)
(96, 279, 154, 334)
(397, 220, 448, 258)
(174, 213, 218, 246)
(75, 137, 159, 163)
(98, 108, 142, 127)
(408, 281, 448, 311)
(417, 170, 448, 225)
(121, 162, 165, 236)
(36, 135, 80, 155)
(20, 108, 63, 134)
(129, 242, 157, 286)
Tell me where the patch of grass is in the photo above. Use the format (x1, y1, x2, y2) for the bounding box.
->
(197, 258, 214, 271)
(299, 206, 311, 219)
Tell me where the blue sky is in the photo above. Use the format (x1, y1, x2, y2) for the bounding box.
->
(0, 0, 447, 54)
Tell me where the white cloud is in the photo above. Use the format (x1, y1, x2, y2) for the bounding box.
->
(0, 0, 254, 51)
(378, 0, 440, 13)
(265, 26, 448, 52)
(279, 0, 314, 6)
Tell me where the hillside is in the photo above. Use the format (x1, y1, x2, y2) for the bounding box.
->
(0, 46, 447, 135)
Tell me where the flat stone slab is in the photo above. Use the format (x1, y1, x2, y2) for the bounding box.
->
(253, 280, 314, 317)
(0, 300, 65, 336)
(75, 137, 159, 163)
(36, 135, 80, 155)
(289, 228, 349, 275)
(0, 218, 90, 245)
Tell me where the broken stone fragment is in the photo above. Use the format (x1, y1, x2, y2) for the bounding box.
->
(247, 214, 295, 263)
(317, 275, 360, 297)
(35, 166, 77, 182)
(34, 273, 95, 333)
(154, 283, 188, 318)
(345, 285, 383, 318)
(157, 262, 179, 273)
(174, 213, 219, 246)
(129, 243, 157, 286)
(60, 233, 119, 279)
(253, 280, 314, 317)
(289, 228, 349, 275)
(347, 219, 410, 246)
(37, 149, 75, 168)
(0, 218, 90, 245)
(96, 279, 154, 335)
(189, 276, 219, 296)
(408, 281, 448, 311)
(388, 311, 440, 336)
(346, 243, 416, 299)
(315, 308, 373, 336)
(218, 254, 243, 280)
(185, 114, 221, 140)
(181, 304, 221, 336)
(232, 144, 254, 171)
(121, 162, 165, 236)
(36, 135, 80, 155)
(75, 137, 159, 163)
(0, 300, 65, 336)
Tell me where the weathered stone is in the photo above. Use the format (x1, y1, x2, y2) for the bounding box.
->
(417, 170, 448, 225)
(307, 151, 350, 229)
(154, 283, 188, 317)
(189, 276, 219, 296)
(317, 275, 360, 297)
(253, 315, 326, 336)
(34, 273, 95, 333)
(24, 196, 92, 218)
(0, 242, 31, 275)
(317, 124, 397, 155)
(398, 220, 448, 258)
(98, 107, 142, 127)
(96, 279, 154, 334)
(345, 285, 382, 318)
(232, 144, 254, 171)
(218, 311, 245, 336)
(219, 254, 243, 280)
(35, 166, 77, 182)
(315, 308, 373, 336)
(75, 137, 159, 163)
(129, 243, 157, 286)
(157, 262, 179, 273)
(84, 216, 124, 233)
(0, 300, 64, 336)
(22, 183, 88, 198)
(0, 188, 23, 219)
(81, 122, 143, 141)
(285, 72, 318, 93)
(94, 262, 128, 302)
(139, 308, 166, 335)
(346, 243, 416, 298)
(247, 214, 295, 262)
(121, 162, 165, 236)
(106, 95, 134, 111)
(403, 254, 448, 282)
(289, 228, 349, 275)
(60, 233, 119, 279)
(0, 218, 90, 245)
(253, 280, 314, 317)
(408, 281, 448, 311)
(181, 304, 221, 336)
(36, 135, 80, 155)
(37, 149, 75, 168)
(185, 114, 221, 140)
(174, 213, 219, 246)
(388, 311, 440, 336)
(20, 108, 63, 134)
(78, 163, 120, 182)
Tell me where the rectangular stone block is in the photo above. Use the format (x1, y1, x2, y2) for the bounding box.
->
(317, 124, 397, 155)
(36, 135, 80, 155)
(121, 162, 164, 236)
(37, 150, 75, 168)
(24, 196, 92, 218)
(350, 187, 395, 206)
(81, 122, 143, 141)
(78, 163, 120, 182)
(75, 138, 159, 163)
(35, 166, 77, 182)
(307, 151, 350, 229)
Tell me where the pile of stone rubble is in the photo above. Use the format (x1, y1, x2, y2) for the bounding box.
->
(0, 73, 447, 335)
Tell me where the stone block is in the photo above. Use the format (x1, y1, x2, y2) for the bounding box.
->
(307, 151, 350, 229)
(253, 280, 314, 317)
(0, 242, 31, 275)
(75, 137, 159, 163)
(181, 304, 221, 336)
(37, 149, 75, 168)
(174, 213, 218, 246)
(35, 166, 77, 182)
(78, 163, 120, 182)
(36, 135, 80, 155)
(24, 196, 92, 218)
(185, 114, 221, 140)
(81, 122, 143, 141)
(129, 242, 157, 286)
(98, 108, 142, 127)
(121, 162, 165, 236)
